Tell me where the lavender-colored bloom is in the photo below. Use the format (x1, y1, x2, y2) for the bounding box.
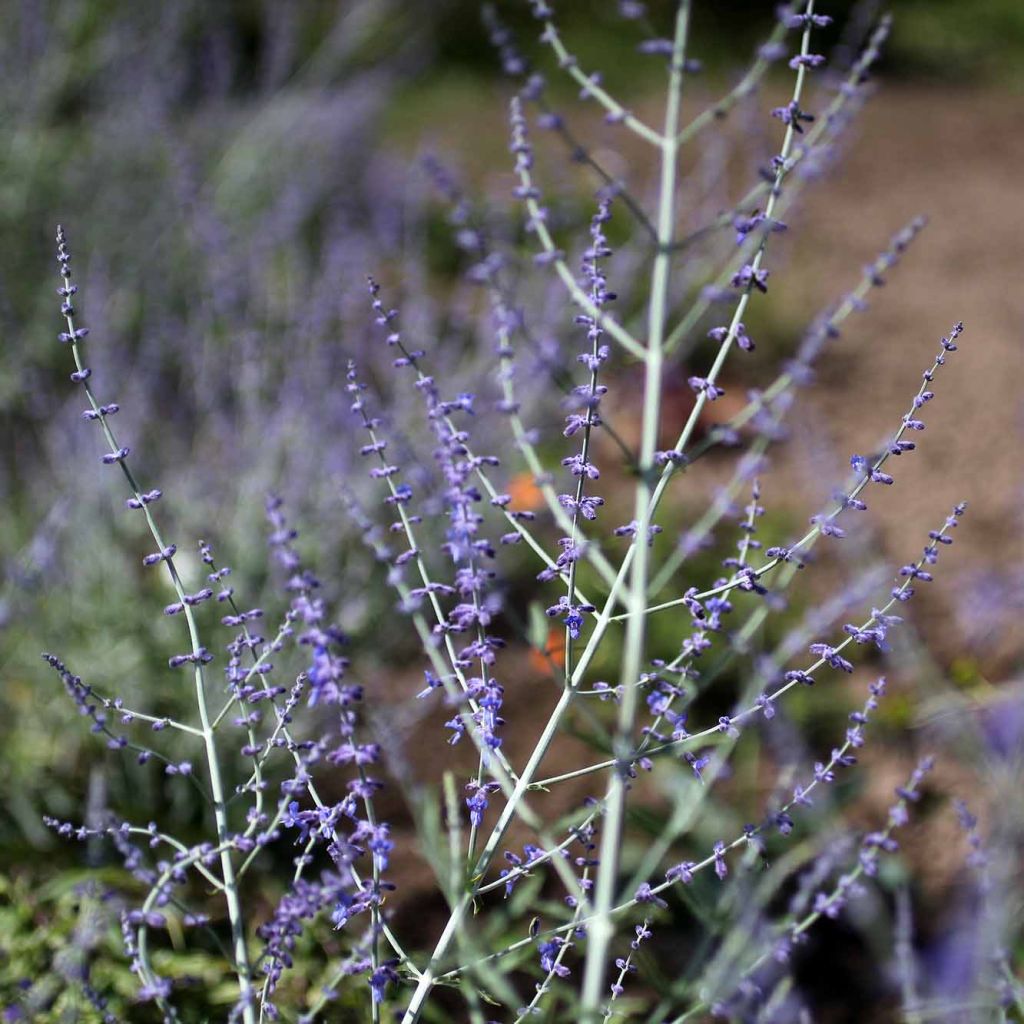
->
(771, 100, 815, 133)
(810, 514, 845, 538)
(787, 12, 833, 29)
(731, 264, 771, 293)
(666, 861, 695, 885)
(634, 882, 667, 908)
(808, 643, 854, 673)
(789, 53, 826, 70)
(369, 961, 400, 1004)
(559, 493, 604, 520)
(688, 376, 726, 401)
(713, 841, 728, 880)
(562, 453, 600, 479)
(717, 715, 740, 738)
(537, 937, 570, 977)
(545, 595, 595, 639)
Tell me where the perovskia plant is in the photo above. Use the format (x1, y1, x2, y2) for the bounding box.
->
(32, 2, 1023, 1022)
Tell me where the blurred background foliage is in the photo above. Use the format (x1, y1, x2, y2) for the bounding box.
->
(1, 0, 1022, 1020)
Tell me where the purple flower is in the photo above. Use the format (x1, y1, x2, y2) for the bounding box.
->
(369, 961, 400, 1004)
(771, 100, 814, 134)
(730, 264, 770, 293)
(545, 595, 595, 640)
(713, 841, 728, 880)
(688, 376, 726, 401)
(717, 715, 740, 738)
(809, 643, 854, 673)
(810, 514, 845, 539)
(787, 12, 833, 28)
(559, 493, 604, 520)
(634, 882, 667, 908)
(537, 937, 570, 977)
(666, 861, 695, 885)
(788, 53, 826, 70)
(562, 453, 600, 479)
(637, 38, 674, 57)
(465, 780, 500, 826)
(685, 751, 711, 781)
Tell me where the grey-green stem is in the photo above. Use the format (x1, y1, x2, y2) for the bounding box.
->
(580, 4, 690, 1014)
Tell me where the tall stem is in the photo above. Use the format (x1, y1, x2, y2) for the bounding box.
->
(56, 229, 255, 1022)
(579, 3, 689, 1014)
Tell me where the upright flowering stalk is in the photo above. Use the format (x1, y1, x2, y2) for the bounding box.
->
(362, 281, 509, 776)
(50, 231, 404, 1022)
(580, 3, 690, 1007)
(51, 227, 258, 1023)
(548, 196, 614, 669)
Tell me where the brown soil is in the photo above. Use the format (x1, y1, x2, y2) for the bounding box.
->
(790, 82, 1024, 675)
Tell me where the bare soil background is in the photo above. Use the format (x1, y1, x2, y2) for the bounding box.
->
(792, 83, 1024, 676)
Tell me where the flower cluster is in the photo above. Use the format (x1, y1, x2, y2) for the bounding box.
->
(33, 5, 1013, 1024)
